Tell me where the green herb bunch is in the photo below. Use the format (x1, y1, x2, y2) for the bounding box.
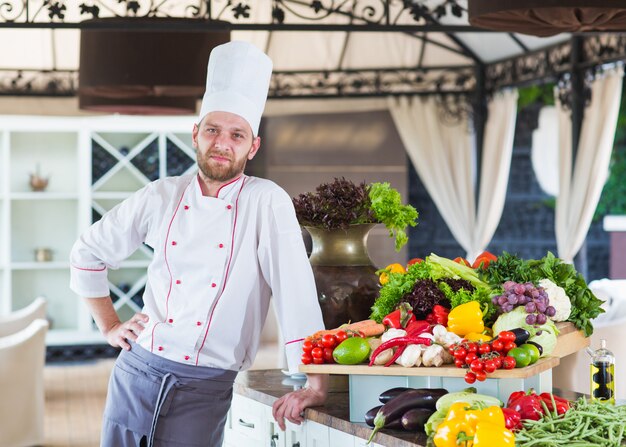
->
(292, 178, 418, 251)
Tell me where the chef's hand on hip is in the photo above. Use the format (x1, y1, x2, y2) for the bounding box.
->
(105, 313, 149, 351)
(272, 374, 328, 431)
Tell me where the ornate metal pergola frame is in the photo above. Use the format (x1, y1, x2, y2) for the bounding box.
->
(2, 0, 626, 100)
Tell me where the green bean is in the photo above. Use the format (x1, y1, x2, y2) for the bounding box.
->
(515, 398, 626, 447)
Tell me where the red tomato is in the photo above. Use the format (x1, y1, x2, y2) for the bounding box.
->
(465, 353, 478, 365)
(503, 341, 517, 353)
(301, 353, 313, 365)
(464, 371, 477, 384)
(453, 257, 471, 267)
(478, 344, 491, 355)
(311, 347, 324, 359)
(470, 359, 484, 373)
(498, 331, 516, 343)
(493, 356, 503, 369)
(453, 347, 467, 360)
(484, 359, 497, 373)
(406, 258, 424, 268)
(335, 331, 349, 343)
(321, 334, 337, 349)
(492, 339, 505, 352)
(502, 356, 516, 369)
(323, 347, 334, 363)
(475, 370, 487, 382)
(455, 358, 465, 368)
(466, 343, 479, 354)
(302, 340, 314, 354)
(312, 357, 324, 364)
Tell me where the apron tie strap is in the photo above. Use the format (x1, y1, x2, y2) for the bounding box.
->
(147, 372, 179, 447)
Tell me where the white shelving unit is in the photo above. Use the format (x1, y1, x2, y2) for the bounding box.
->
(0, 115, 197, 345)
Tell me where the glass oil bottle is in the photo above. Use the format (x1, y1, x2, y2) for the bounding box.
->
(589, 339, 615, 404)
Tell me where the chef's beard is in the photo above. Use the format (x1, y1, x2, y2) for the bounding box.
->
(197, 148, 250, 183)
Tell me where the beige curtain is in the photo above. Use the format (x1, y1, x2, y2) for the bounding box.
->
(555, 67, 624, 263)
(388, 90, 518, 260)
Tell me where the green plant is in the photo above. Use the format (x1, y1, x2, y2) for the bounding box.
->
(292, 177, 418, 251)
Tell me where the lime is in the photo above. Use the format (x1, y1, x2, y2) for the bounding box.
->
(332, 336, 371, 365)
(508, 347, 531, 368)
(519, 343, 540, 365)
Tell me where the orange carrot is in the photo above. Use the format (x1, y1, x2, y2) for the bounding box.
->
(353, 323, 385, 337)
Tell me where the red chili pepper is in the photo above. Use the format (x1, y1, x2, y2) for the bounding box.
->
(426, 304, 449, 326)
(539, 393, 570, 415)
(382, 303, 416, 329)
(507, 390, 544, 421)
(502, 407, 522, 431)
(384, 344, 408, 367)
(368, 336, 433, 366)
(405, 320, 431, 336)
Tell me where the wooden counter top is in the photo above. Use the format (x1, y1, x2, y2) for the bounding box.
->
(234, 369, 428, 447)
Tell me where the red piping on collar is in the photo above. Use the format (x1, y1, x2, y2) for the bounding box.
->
(149, 180, 189, 353)
(195, 176, 247, 365)
(285, 338, 305, 345)
(215, 175, 243, 199)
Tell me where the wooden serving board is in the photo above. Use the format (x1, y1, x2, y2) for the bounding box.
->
(553, 321, 590, 358)
(300, 356, 559, 378)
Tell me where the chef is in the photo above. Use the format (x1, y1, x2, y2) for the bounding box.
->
(70, 41, 328, 447)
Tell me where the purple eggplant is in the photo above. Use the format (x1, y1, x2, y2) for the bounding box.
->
(400, 407, 434, 431)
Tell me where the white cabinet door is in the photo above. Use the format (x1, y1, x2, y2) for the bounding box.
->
(229, 393, 268, 444)
(285, 420, 307, 447)
(306, 420, 330, 447)
(329, 427, 355, 447)
(354, 437, 384, 447)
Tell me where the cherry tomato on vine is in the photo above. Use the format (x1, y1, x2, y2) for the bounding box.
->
(493, 356, 503, 369)
(455, 358, 465, 368)
(503, 341, 517, 353)
(312, 357, 324, 364)
(323, 347, 334, 363)
(484, 359, 497, 373)
(466, 343, 479, 353)
(502, 356, 516, 369)
(465, 353, 478, 365)
(311, 347, 324, 360)
(301, 353, 313, 365)
(302, 340, 314, 354)
(454, 347, 467, 360)
(478, 344, 492, 355)
(465, 371, 477, 384)
(498, 331, 516, 343)
(335, 331, 349, 343)
(492, 339, 505, 352)
(475, 370, 487, 382)
(321, 334, 337, 348)
(470, 359, 484, 373)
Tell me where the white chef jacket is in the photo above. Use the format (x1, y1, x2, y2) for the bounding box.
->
(70, 173, 324, 374)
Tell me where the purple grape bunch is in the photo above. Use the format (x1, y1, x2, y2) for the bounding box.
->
(490, 280, 557, 325)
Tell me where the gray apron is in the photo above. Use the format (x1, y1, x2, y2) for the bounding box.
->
(101, 343, 237, 447)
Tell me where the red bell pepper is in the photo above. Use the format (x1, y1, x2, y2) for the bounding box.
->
(382, 303, 415, 329)
(405, 319, 431, 336)
(426, 304, 449, 326)
(539, 392, 570, 415)
(502, 407, 522, 431)
(507, 390, 544, 421)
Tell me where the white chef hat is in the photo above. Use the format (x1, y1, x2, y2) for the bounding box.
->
(198, 41, 273, 136)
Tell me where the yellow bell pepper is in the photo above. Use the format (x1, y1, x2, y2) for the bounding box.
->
(378, 263, 406, 285)
(447, 301, 485, 337)
(474, 421, 515, 446)
(464, 332, 492, 342)
(433, 402, 514, 447)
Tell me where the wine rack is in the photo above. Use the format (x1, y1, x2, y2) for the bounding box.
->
(0, 115, 196, 345)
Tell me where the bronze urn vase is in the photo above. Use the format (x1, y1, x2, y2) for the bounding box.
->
(305, 224, 380, 329)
